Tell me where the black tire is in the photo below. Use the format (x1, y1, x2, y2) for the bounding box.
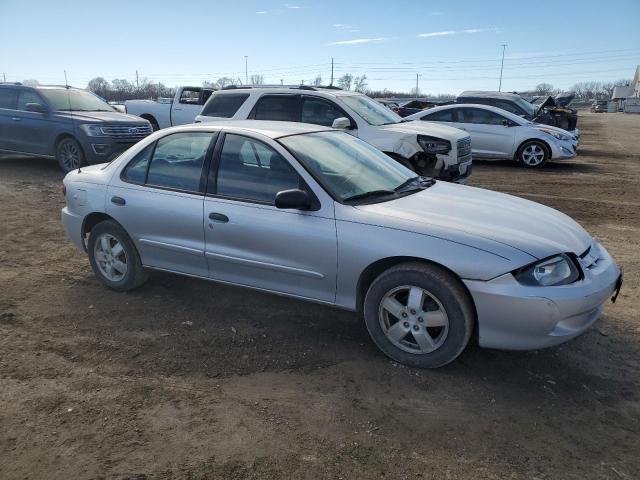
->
(87, 220, 148, 292)
(144, 116, 160, 131)
(56, 137, 86, 173)
(363, 262, 474, 368)
(516, 140, 549, 168)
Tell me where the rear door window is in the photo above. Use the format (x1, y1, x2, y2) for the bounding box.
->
(458, 108, 505, 125)
(250, 95, 299, 122)
(0, 88, 17, 109)
(421, 109, 455, 122)
(201, 93, 250, 118)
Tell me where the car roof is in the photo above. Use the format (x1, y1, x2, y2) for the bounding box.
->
(458, 90, 522, 100)
(169, 120, 335, 139)
(413, 103, 526, 124)
(212, 86, 361, 98)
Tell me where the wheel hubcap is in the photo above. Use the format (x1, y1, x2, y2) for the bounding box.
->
(378, 285, 449, 354)
(60, 141, 80, 169)
(522, 144, 545, 166)
(94, 234, 127, 281)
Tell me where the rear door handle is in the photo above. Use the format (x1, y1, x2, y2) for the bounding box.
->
(111, 196, 126, 206)
(11, 117, 20, 121)
(208, 212, 229, 223)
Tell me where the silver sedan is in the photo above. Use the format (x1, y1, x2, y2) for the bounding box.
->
(61, 121, 622, 368)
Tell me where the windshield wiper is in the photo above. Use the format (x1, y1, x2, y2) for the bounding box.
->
(394, 176, 435, 193)
(343, 190, 395, 203)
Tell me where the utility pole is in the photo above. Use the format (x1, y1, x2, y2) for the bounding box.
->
(2, 72, 5, 82)
(498, 44, 507, 92)
(415, 73, 421, 97)
(64, 70, 69, 87)
(280, 79, 284, 85)
(244, 56, 248, 85)
(136, 70, 139, 89)
(330, 57, 334, 86)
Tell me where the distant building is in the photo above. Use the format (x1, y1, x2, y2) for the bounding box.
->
(633, 65, 640, 97)
(610, 66, 640, 113)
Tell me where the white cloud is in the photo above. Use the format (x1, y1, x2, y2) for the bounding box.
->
(284, 3, 302, 8)
(417, 30, 456, 38)
(255, 11, 267, 14)
(463, 27, 498, 34)
(327, 37, 388, 46)
(430, 11, 443, 16)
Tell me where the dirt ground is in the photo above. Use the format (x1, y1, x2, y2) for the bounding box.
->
(1, 112, 639, 480)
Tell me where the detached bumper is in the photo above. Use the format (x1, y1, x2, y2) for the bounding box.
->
(441, 155, 472, 184)
(463, 242, 620, 350)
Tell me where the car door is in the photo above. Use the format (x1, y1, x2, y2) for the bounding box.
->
(204, 132, 337, 303)
(455, 107, 515, 158)
(9, 89, 55, 155)
(0, 88, 18, 152)
(300, 95, 356, 133)
(106, 131, 217, 277)
(171, 87, 204, 126)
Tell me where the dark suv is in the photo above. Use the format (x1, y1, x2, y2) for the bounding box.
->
(457, 90, 578, 134)
(0, 83, 152, 172)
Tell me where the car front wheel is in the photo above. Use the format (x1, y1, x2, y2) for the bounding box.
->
(517, 140, 549, 168)
(363, 262, 474, 368)
(87, 220, 148, 291)
(56, 137, 86, 173)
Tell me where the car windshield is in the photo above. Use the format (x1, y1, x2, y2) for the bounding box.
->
(513, 95, 537, 116)
(340, 94, 403, 126)
(39, 89, 115, 112)
(279, 131, 427, 203)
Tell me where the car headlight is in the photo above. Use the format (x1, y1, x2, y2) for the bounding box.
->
(539, 128, 570, 142)
(514, 254, 581, 287)
(80, 124, 107, 137)
(418, 135, 451, 155)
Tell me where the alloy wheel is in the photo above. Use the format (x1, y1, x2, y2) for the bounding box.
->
(94, 233, 128, 282)
(378, 285, 449, 354)
(521, 144, 546, 166)
(59, 140, 81, 170)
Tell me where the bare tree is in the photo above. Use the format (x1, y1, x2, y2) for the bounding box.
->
(534, 83, 558, 96)
(337, 74, 353, 90)
(312, 74, 322, 86)
(250, 74, 264, 85)
(353, 75, 368, 93)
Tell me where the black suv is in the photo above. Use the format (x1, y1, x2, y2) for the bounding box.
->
(457, 90, 578, 133)
(0, 83, 152, 172)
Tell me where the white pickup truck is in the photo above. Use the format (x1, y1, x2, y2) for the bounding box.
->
(124, 86, 213, 130)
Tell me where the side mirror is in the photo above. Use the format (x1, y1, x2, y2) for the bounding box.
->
(25, 103, 48, 114)
(332, 117, 353, 130)
(275, 189, 313, 210)
(501, 119, 510, 127)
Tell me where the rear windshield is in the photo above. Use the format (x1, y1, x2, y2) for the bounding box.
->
(201, 93, 249, 118)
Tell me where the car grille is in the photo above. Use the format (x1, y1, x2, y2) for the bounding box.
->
(101, 124, 153, 140)
(457, 137, 471, 158)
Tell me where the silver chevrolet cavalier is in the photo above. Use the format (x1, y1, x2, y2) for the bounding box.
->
(61, 121, 622, 368)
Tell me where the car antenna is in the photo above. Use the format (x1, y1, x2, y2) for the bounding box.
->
(64, 70, 81, 173)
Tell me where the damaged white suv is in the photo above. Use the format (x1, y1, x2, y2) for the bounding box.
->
(195, 86, 472, 183)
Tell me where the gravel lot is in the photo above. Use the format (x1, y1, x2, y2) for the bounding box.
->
(1, 112, 638, 479)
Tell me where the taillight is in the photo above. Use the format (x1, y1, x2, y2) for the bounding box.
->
(60, 183, 67, 197)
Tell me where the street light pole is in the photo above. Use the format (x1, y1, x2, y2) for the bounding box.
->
(244, 56, 248, 85)
(415, 73, 421, 97)
(498, 44, 507, 92)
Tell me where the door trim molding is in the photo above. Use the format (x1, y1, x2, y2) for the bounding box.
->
(139, 238, 204, 256)
(205, 251, 325, 279)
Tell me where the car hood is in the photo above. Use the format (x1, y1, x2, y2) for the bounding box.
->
(58, 110, 149, 124)
(379, 120, 468, 140)
(355, 181, 591, 260)
(531, 123, 575, 138)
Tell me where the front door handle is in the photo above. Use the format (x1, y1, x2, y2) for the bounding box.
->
(111, 196, 126, 206)
(208, 212, 229, 223)
(11, 117, 21, 121)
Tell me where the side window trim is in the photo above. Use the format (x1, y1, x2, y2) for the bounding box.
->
(119, 131, 218, 195)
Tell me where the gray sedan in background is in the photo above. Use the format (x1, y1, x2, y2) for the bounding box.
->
(61, 121, 622, 368)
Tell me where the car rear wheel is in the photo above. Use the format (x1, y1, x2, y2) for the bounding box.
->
(88, 220, 148, 291)
(517, 140, 549, 168)
(56, 137, 86, 173)
(363, 262, 474, 368)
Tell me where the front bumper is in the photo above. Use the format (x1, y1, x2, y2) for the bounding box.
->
(79, 137, 138, 164)
(550, 139, 578, 160)
(463, 242, 620, 350)
(441, 154, 472, 184)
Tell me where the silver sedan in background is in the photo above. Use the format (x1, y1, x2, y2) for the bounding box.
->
(61, 121, 622, 368)
(405, 103, 578, 168)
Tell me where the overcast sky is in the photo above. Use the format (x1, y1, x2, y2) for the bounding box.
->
(1, 0, 639, 94)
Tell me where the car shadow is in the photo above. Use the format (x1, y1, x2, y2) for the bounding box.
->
(472, 158, 600, 174)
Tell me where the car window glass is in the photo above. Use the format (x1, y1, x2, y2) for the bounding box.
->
(301, 97, 345, 126)
(16, 91, 43, 111)
(422, 109, 454, 122)
(458, 108, 505, 125)
(214, 134, 301, 203)
(0, 88, 17, 109)
(201, 93, 249, 118)
(494, 100, 520, 114)
(179, 89, 201, 105)
(146, 132, 215, 192)
(121, 144, 154, 183)
(252, 95, 298, 121)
